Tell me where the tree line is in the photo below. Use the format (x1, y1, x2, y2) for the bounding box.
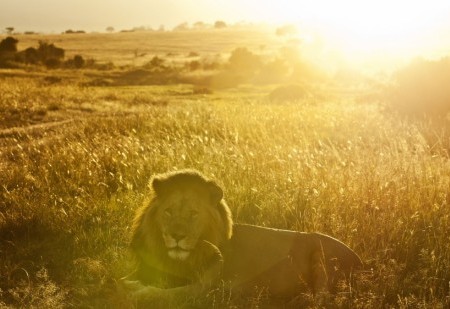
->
(0, 36, 85, 69)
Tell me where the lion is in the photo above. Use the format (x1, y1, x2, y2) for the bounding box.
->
(121, 169, 363, 305)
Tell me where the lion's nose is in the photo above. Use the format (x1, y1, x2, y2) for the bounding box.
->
(171, 232, 186, 241)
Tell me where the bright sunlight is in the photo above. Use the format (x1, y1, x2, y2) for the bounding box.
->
(2, 0, 450, 308)
(257, 0, 450, 59)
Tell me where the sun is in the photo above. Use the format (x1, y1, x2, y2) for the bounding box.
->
(264, 0, 449, 61)
(316, 2, 432, 53)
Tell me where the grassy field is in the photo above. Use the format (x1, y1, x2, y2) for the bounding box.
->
(12, 27, 281, 66)
(1, 30, 450, 308)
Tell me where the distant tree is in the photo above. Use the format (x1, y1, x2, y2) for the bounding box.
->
(45, 58, 60, 69)
(389, 58, 450, 116)
(0, 36, 19, 66)
(0, 37, 18, 52)
(214, 21, 227, 29)
(106, 26, 115, 33)
(158, 25, 165, 32)
(186, 60, 201, 71)
(174, 22, 189, 31)
(187, 51, 200, 57)
(37, 41, 65, 66)
(228, 47, 262, 73)
(73, 55, 85, 68)
(16, 47, 39, 64)
(5, 27, 14, 34)
(132, 26, 142, 32)
(149, 56, 164, 67)
(193, 21, 206, 29)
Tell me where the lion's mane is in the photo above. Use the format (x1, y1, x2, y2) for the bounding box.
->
(129, 170, 233, 284)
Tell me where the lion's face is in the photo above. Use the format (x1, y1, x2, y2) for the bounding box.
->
(131, 170, 233, 266)
(155, 186, 212, 261)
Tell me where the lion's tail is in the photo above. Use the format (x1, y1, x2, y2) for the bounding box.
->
(312, 232, 363, 272)
(292, 232, 363, 292)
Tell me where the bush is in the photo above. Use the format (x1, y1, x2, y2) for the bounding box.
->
(64, 55, 85, 69)
(17, 47, 39, 64)
(186, 60, 201, 71)
(389, 58, 450, 117)
(0, 37, 19, 67)
(37, 41, 65, 62)
(73, 55, 85, 68)
(207, 71, 244, 89)
(0, 37, 18, 53)
(0, 37, 68, 68)
(214, 21, 227, 29)
(269, 84, 311, 102)
(192, 86, 213, 95)
(45, 58, 61, 69)
(228, 47, 262, 74)
(146, 56, 165, 69)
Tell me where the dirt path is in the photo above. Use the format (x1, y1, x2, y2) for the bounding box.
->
(0, 119, 75, 139)
(0, 119, 79, 150)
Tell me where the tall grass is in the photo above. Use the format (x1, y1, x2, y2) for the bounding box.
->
(0, 78, 449, 307)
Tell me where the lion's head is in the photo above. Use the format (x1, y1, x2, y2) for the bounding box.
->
(131, 170, 233, 275)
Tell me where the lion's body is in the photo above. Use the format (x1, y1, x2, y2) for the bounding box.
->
(123, 170, 362, 304)
(224, 224, 362, 296)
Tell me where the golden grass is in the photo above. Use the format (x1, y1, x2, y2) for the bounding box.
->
(0, 76, 449, 307)
(10, 28, 281, 66)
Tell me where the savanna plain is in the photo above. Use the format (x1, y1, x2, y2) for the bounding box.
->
(1, 28, 450, 308)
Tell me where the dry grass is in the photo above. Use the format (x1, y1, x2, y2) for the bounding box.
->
(1, 27, 450, 307)
(0, 75, 449, 308)
(10, 28, 280, 67)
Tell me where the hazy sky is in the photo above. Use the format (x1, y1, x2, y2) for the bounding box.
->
(2, 0, 450, 59)
(1, 0, 294, 32)
(2, 0, 449, 33)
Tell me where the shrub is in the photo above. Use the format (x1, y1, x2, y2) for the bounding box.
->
(45, 58, 61, 69)
(268, 84, 311, 102)
(207, 71, 244, 89)
(0, 37, 19, 67)
(0, 37, 18, 53)
(192, 86, 213, 95)
(37, 41, 65, 62)
(228, 47, 262, 74)
(214, 21, 227, 29)
(18, 47, 39, 64)
(186, 60, 201, 71)
(145, 56, 165, 69)
(0, 37, 69, 68)
(389, 58, 450, 117)
(187, 51, 199, 57)
(201, 57, 222, 71)
(73, 55, 85, 69)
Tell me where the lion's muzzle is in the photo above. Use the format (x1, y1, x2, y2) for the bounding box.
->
(168, 248, 190, 261)
(163, 232, 195, 260)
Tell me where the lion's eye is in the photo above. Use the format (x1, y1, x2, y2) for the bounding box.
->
(164, 209, 172, 217)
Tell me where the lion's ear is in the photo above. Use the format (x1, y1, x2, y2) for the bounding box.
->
(207, 181, 223, 204)
(151, 176, 165, 195)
